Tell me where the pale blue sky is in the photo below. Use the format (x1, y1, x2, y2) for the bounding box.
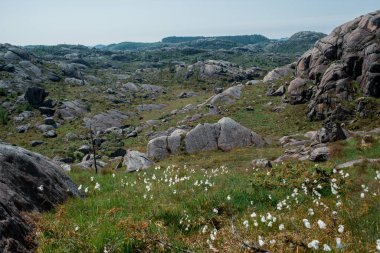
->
(0, 0, 379, 45)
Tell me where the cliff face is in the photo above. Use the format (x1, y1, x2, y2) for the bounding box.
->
(289, 10, 380, 121)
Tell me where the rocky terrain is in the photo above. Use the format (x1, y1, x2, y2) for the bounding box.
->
(0, 10, 379, 253)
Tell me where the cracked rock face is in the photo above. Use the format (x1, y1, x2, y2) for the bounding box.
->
(147, 117, 265, 160)
(290, 10, 380, 121)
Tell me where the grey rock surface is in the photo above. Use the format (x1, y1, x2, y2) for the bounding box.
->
(123, 150, 153, 172)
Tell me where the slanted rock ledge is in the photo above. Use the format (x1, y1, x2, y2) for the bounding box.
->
(0, 143, 81, 252)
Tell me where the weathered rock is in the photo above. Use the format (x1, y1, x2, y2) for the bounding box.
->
(56, 100, 88, 121)
(38, 107, 55, 116)
(123, 150, 153, 172)
(16, 124, 30, 133)
(289, 10, 380, 120)
(147, 136, 169, 161)
(64, 132, 78, 141)
(287, 78, 312, 104)
(77, 145, 91, 154)
(30, 140, 44, 147)
(267, 85, 286, 96)
(24, 87, 48, 107)
(36, 124, 55, 133)
(148, 118, 265, 160)
(167, 129, 187, 153)
(335, 158, 380, 169)
(263, 64, 295, 82)
(109, 148, 127, 158)
(83, 110, 133, 132)
(217, 117, 264, 151)
(251, 159, 272, 168)
(246, 80, 261, 85)
(309, 146, 330, 162)
(178, 60, 262, 81)
(317, 121, 347, 143)
(0, 143, 80, 252)
(136, 104, 166, 112)
(59, 63, 85, 79)
(43, 130, 57, 138)
(185, 123, 220, 154)
(44, 117, 56, 125)
(208, 85, 243, 105)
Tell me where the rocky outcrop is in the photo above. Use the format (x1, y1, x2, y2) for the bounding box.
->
(0, 143, 80, 252)
(147, 117, 265, 160)
(288, 10, 380, 121)
(176, 60, 263, 82)
(83, 110, 134, 132)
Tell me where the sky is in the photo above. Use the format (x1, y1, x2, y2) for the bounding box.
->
(0, 0, 379, 46)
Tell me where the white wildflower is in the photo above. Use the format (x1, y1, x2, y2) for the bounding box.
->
(84, 187, 89, 193)
(243, 220, 249, 229)
(279, 224, 284, 231)
(303, 219, 311, 229)
(37, 185, 44, 191)
(213, 208, 218, 214)
(308, 208, 314, 216)
(90, 176, 94, 182)
(78, 184, 82, 191)
(74, 226, 79, 231)
(338, 224, 344, 233)
(227, 195, 231, 201)
(317, 219, 327, 229)
(376, 239, 380, 251)
(202, 225, 208, 234)
(308, 240, 319, 250)
(94, 182, 100, 190)
(336, 238, 343, 249)
(323, 244, 331, 251)
(250, 212, 257, 218)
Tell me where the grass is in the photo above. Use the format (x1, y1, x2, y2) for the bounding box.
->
(36, 161, 380, 252)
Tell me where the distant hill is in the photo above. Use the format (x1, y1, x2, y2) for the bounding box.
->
(265, 31, 327, 54)
(162, 34, 270, 45)
(104, 42, 164, 51)
(100, 32, 323, 53)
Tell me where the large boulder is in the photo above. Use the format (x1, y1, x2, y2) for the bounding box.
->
(0, 143, 80, 252)
(123, 150, 153, 172)
(283, 10, 380, 120)
(217, 117, 264, 151)
(56, 100, 89, 121)
(147, 136, 169, 161)
(24, 87, 48, 107)
(147, 117, 265, 160)
(207, 84, 243, 106)
(185, 123, 220, 154)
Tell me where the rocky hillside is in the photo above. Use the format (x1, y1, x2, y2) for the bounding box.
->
(0, 10, 379, 253)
